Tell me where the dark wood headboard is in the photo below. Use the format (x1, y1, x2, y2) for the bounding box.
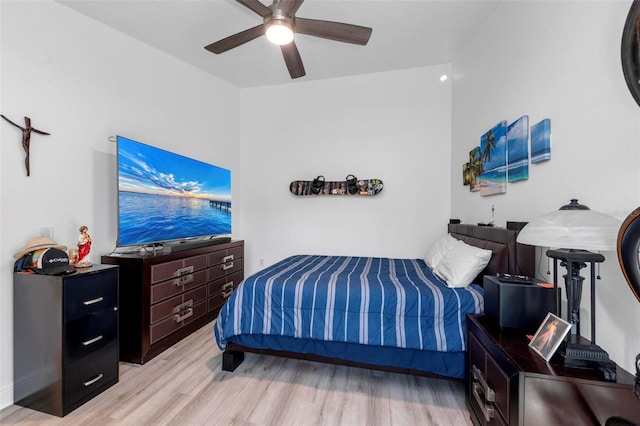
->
(447, 224, 535, 284)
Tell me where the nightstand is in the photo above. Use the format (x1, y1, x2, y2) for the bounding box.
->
(467, 314, 640, 425)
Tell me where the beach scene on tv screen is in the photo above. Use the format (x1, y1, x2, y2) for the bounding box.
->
(117, 137, 231, 246)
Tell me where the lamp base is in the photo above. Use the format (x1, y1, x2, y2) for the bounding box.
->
(558, 341, 617, 381)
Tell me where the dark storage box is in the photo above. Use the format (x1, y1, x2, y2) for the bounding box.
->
(483, 275, 559, 332)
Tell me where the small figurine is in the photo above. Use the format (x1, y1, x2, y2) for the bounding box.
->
(76, 225, 92, 267)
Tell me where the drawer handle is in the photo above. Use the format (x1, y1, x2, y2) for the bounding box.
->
(174, 274, 193, 286)
(82, 335, 103, 346)
(174, 307, 193, 322)
(222, 289, 233, 299)
(222, 261, 234, 271)
(83, 296, 104, 306)
(471, 364, 495, 402)
(175, 266, 194, 277)
(223, 255, 234, 263)
(472, 382, 496, 422)
(173, 299, 194, 313)
(221, 281, 234, 291)
(84, 373, 104, 387)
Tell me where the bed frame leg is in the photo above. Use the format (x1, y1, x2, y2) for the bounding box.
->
(222, 350, 245, 372)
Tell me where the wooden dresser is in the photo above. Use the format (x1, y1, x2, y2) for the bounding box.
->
(14, 265, 119, 416)
(467, 314, 640, 425)
(101, 240, 243, 364)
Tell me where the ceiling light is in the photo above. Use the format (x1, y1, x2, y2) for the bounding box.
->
(266, 20, 294, 45)
(440, 75, 448, 82)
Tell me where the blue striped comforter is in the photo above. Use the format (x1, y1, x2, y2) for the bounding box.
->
(215, 255, 484, 353)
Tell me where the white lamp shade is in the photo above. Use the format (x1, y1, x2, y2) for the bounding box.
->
(516, 209, 621, 251)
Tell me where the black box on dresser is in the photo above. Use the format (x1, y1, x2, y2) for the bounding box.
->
(483, 274, 559, 333)
(13, 264, 119, 417)
(101, 240, 243, 364)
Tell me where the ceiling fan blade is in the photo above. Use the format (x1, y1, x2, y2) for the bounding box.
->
(295, 18, 372, 45)
(236, 0, 272, 18)
(278, 0, 304, 16)
(281, 42, 306, 79)
(205, 25, 265, 54)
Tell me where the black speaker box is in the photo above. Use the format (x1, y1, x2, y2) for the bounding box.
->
(506, 221, 528, 231)
(484, 275, 559, 332)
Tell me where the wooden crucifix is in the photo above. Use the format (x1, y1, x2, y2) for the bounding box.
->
(1, 115, 50, 176)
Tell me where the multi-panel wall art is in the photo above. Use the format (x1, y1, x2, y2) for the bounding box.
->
(463, 116, 551, 196)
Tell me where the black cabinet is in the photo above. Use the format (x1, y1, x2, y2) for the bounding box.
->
(467, 314, 640, 425)
(13, 264, 119, 417)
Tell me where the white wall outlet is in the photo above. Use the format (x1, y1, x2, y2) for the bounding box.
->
(40, 226, 54, 240)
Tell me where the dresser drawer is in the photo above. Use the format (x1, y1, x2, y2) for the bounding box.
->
(208, 246, 242, 266)
(150, 286, 207, 324)
(150, 299, 207, 344)
(64, 270, 118, 322)
(469, 333, 510, 425)
(65, 309, 117, 363)
(150, 269, 207, 304)
(150, 254, 207, 284)
(207, 271, 242, 297)
(208, 289, 234, 314)
(64, 342, 118, 408)
(208, 258, 242, 282)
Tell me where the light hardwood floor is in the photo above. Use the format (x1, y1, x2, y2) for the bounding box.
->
(0, 322, 473, 425)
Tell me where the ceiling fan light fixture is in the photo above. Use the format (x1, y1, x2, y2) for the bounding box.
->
(266, 20, 294, 45)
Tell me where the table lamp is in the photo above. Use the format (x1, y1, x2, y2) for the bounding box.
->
(516, 199, 621, 377)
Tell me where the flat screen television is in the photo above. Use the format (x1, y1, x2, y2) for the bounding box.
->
(116, 135, 231, 247)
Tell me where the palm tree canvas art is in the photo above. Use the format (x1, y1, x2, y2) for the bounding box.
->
(463, 146, 482, 192)
(479, 121, 507, 196)
(507, 115, 529, 182)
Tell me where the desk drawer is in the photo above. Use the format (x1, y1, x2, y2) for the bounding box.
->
(65, 309, 117, 363)
(64, 270, 117, 322)
(150, 299, 207, 344)
(208, 246, 242, 267)
(150, 254, 207, 284)
(64, 342, 118, 408)
(208, 259, 242, 282)
(151, 269, 207, 303)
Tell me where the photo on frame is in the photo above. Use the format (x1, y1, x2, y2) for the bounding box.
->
(529, 312, 571, 362)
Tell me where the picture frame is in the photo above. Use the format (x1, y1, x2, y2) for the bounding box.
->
(528, 312, 572, 361)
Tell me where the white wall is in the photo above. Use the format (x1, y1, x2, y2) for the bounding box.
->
(451, 0, 640, 373)
(239, 65, 453, 275)
(0, 0, 240, 409)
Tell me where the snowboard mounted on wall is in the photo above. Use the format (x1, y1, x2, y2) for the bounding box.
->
(289, 175, 383, 196)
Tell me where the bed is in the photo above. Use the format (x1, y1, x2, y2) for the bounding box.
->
(214, 224, 534, 379)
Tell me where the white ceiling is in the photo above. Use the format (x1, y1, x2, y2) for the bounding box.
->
(56, 0, 501, 88)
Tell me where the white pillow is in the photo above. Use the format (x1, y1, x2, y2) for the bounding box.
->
(424, 234, 459, 269)
(433, 239, 492, 288)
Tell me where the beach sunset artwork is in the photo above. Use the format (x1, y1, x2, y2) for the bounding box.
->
(531, 118, 551, 163)
(479, 121, 507, 196)
(507, 115, 529, 182)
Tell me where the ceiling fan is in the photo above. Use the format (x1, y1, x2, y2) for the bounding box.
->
(204, 0, 373, 79)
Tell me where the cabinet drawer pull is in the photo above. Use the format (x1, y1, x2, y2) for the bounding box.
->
(221, 281, 234, 291)
(223, 255, 234, 263)
(83, 296, 104, 306)
(472, 382, 496, 421)
(173, 299, 194, 313)
(174, 307, 193, 322)
(82, 335, 103, 346)
(175, 266, 194, 277)
(471, 364, 495, 402)
(174, 274, 193, 286)
(222, 261, 234, 271)
(84, 373, 104, 387)
(222, 289, 233, 299)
